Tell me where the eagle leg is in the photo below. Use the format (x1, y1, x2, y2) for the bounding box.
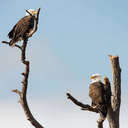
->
(97, 113, 106, 124)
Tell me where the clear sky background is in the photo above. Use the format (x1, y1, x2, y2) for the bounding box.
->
(0, 0, 128, 128)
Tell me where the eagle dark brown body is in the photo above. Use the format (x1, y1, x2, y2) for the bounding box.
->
(89, 82, 105, 106)
(89, 78, 111, 119)
(8, 15, 35, 46)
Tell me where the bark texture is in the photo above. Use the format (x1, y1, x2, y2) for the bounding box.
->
(12, 39, 44, 128)
(67, 55, 121, 128)
(107, 55, 121, 128)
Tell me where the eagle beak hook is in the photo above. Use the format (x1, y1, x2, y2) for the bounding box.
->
(90, 76, 94, 79)
(34, 11, 38, 15)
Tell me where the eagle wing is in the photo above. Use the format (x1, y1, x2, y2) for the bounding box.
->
(89, 82, 105, 106)
(8, 15, 34, 42)
(104, 78, 111, 105)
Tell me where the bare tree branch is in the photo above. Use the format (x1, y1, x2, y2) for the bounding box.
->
(12, 38, 44, 128)
(66, 93, 98, 113)
(1, 41, 22, 50)
(66, 93, 103, 128)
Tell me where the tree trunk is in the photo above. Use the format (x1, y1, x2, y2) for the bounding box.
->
(107, 55, 121, 128)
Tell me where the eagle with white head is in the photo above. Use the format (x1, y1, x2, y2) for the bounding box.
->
(89, 73, 110, 121)
(8, 9, 37, 46)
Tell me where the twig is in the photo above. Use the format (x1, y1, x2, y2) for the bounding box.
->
(1, 41, 22, 50)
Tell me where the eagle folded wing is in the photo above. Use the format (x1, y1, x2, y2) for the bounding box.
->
(8, 15, 35, 44)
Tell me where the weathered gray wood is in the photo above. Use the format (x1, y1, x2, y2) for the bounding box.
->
(107, 55, 121, 128)
(13, 38, 44, 128)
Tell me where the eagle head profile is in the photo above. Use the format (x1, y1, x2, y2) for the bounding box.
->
(90, 73, 102, 83)
(26, 9, 37, 16)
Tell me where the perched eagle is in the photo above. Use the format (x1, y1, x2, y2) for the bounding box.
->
(89, 74, 111, 120)
(8, 9, 37, 46)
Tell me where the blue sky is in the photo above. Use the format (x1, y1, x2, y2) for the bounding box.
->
(0, 0, 128, 128)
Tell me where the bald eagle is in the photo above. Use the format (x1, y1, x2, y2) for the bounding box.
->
(89, 74, 111, 120)
(8, 9, 37, 46)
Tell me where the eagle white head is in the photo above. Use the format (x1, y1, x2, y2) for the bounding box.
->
(26, 9, 37, 16)
(90, 73, 102, 83)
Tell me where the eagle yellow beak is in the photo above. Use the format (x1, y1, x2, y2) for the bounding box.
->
(33, 11, 37, 15)
(90, 76, 95, 79)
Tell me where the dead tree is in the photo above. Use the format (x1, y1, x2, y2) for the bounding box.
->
(67, 55, 121, 128)
(2, 8, 44, 128)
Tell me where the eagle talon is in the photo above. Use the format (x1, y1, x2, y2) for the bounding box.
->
(92, 106, 97, 109)
(97, 116, 105, 124)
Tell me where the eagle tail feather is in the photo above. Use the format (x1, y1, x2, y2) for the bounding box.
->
(97, 104, 107, 119)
